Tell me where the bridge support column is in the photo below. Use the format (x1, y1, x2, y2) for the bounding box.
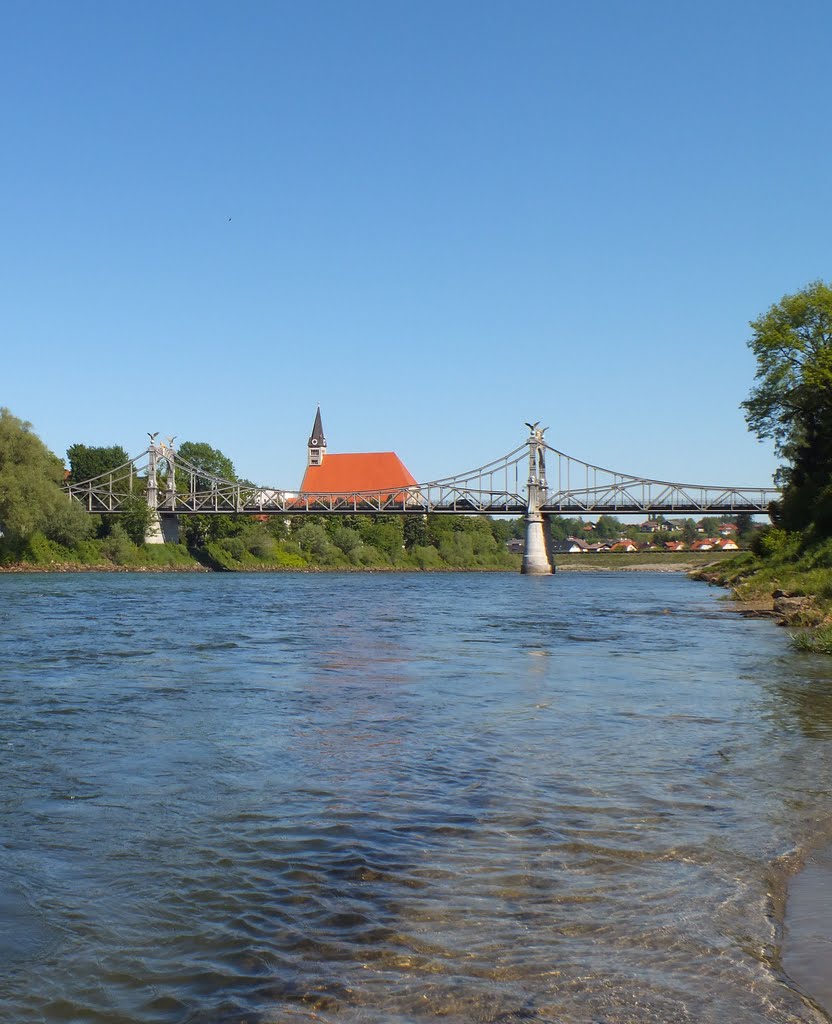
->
(522, 512, 554, 575)
(145, 511, 165, 544)
(160, 513, 179, 544)
(144, 435, 167, 544)
(521, 422, 554, 575)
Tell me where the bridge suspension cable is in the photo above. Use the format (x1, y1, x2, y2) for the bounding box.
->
(64, 435, 779, 517)
(539, 441, 778, 514)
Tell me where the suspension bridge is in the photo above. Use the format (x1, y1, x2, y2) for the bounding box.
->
(64, 425, 779, 574)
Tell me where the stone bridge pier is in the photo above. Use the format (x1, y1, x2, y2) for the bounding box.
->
(521, 425, 555, 575)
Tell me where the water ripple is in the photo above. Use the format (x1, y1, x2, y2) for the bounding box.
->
(0, 572, 830, 1022)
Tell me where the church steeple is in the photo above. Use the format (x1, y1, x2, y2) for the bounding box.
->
(307, 406, 327, 466)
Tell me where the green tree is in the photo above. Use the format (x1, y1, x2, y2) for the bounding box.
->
(0, 408, 93, 548)
(698, 517, 720, 537)
(176, 441, 236, 485)
(594, 515, 625, 541)
(120, 491, 155, 545)
(67, 444, 129, 483)
(735, 512, 754, 543)
(176, 440, 238, 547)
(741, 281, 832, 532)
(403, 514, 429, 550)
(67, 443, 134, 542)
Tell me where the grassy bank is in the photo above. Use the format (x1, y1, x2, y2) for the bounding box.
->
(0, 535, 738, 574)
(0, 529, 522, 573)
(555, 551, 733, 571)
(691, 533, 832, 653)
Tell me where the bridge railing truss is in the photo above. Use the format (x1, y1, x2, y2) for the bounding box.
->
(538, 443, 779, 514)
(64, 438, 779, 517)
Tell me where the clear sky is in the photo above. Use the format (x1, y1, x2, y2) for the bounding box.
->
(2, 1, 830, 491)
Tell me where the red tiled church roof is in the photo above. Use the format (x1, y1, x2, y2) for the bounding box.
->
(300, 452, 417, 495)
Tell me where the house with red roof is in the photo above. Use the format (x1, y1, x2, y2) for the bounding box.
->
(298, 407, 418, 499)
(610, 539, 639, 552)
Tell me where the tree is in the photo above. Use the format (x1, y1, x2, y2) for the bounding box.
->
(742, 281, 832, 532)
(735, 512, 754, 543)
(176, 441, 235, 484)
(0, 409, 92, 547)
(403, 515, 429, 550)
(67, 444, 129, 483)
(176, 441, 238, 547)
(594, 515, 625, 540)
(120, 491, 155, 545)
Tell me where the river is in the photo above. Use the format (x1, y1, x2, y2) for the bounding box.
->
(1, 571, 831, 1023)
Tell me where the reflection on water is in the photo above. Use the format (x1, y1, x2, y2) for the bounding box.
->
(1, 571, 832, 1023)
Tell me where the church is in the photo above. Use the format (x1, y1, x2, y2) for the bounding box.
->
(299, 407, 417, 496)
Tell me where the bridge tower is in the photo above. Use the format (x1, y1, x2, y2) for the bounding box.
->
(144, 433, 165, 544)
(144, 435, 180, 544)
(522, 423, 554, 575)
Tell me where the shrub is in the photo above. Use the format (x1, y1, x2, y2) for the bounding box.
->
(331, 526, 362, 555)
(21, 531, 69, 564)
(351, 544, 384, 567)
(140, 544, 196, 568)
(271, 546, 306, 568)
(220, 537, 246, 562)
(100, 524, 139, 565)
(750, 527, 800, 560)
(73, 539, 105, 565)
(203, 541, 239, 571)
(245, 530, 276, 559)
(41, 499, 96, 547)
(411, 544, 443, 569)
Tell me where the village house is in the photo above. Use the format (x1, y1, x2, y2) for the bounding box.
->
(663, 540, 686, 552)
(639, 520, 672, 533)
(553, 537, 590, 553)
(610, 539, 639, 552)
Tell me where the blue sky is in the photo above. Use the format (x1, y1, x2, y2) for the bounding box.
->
(2, 1, 830, 491)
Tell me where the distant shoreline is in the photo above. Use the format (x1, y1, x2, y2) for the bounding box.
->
(0, 558, 713, 575)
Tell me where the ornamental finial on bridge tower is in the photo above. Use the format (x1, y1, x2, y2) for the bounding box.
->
(308, 406, 327, 467)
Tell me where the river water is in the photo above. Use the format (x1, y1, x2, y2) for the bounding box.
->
(1, 571, 832, 1024)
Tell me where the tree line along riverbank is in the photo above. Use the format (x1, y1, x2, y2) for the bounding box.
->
(687, 280, 832, 654)
(4, 279, 832, 605)
(0, 407, 742, 576)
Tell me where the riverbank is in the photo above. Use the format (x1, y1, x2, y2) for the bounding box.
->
(555, 550, 732, 572)
(690, 547, 832, 636)
(0, 550, 733, 574)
